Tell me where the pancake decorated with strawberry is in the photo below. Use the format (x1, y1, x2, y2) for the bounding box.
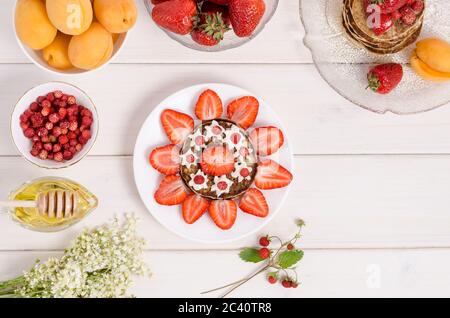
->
(342, 0, 425, 54)
(149, 89, 293, 230)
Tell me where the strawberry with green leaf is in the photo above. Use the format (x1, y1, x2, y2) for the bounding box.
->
(191, 2, 231, 46)
(367, 63, 403, 94)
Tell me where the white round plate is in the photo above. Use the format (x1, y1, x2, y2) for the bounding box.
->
(133, 83, 293, 243)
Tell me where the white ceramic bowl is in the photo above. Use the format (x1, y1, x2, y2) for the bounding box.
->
(145, 0, 279, 52)
(13, 0, 128, 76)
(10, 82, 99, 169)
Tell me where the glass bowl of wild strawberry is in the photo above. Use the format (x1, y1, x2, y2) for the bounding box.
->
(145, 0, 279, 52)
(10, 82, 99, 169)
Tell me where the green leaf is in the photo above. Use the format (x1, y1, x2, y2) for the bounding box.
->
(239, 248, 264, 263)
(277, 250, 304, 269)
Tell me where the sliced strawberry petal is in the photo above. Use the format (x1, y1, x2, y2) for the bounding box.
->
(239, 188, 269, 217)
(227, 96, 259, 129)
(182, 194, 210, 224)
(200, 145, 235, 176)
(255, 160, 293, 190)
(209, 200, 237, 230)
(149, 144, 180, 175)
(154, 175, 188, 206)
(161, 109, 194, 144)
(195, 89, 223, 120)
(249, 126, 284, 156)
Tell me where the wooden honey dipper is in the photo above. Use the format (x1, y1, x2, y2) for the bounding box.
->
(0, 190, 79, 218)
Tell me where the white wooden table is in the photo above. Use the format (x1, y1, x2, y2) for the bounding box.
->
(1, 1, 450, 298)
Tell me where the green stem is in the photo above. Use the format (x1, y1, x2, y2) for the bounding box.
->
(0, 276, 24, 293)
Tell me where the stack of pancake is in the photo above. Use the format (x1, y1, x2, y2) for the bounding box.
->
(342, 0, 425, 54)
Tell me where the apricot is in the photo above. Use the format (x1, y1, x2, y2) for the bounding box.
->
(46, 0, 93, 35)
(15, 0, 57, 50)
(411, 51, 450, 83)
(68, 22, 113, 70)
(416, 38, 450, 73)
(42, 33, 73, 70)
(93, 0, 137, 33)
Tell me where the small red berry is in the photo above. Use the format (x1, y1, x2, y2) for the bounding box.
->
(59, 135, 69, 145)
(24, 128, 35, 138)
(20, 122, 30, 131)
(38, 150, 48, 160)
(268, 276, 277, 284)
(53, 143, 62, 153)
(291, 282, 299, 288)
(41, 106, 51, 117)
(287, 243, 295, 251)
(78, 136, 88, 145)
(58, 108, 67, 119)
(63, 150, 73, 160)
(412, 0, 424, 12)
(49, 113, 60, 124)
(52, 126, 62, 137)
(259, 236, 270, 247)
(29, 102, 39, 111)
(30, 148, 39, 157)
(32, 141, 43, 151)
(45, 122, 54, 131)
(81, 116, 93, 127)
(46, 93, 55, 102)
(67, 95, 76, 105)
(259, 248, 270, 259)
(41, 99, 51, 108)
(282, 279, 292, 288)
(43, 143, 52, 152)
(37, 127, 48, 137)
(60, 121, 70, 129)
(54, 152, 63, 162)
(53, 90, 63, 99)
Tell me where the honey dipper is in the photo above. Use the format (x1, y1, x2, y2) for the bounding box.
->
(0, 190, 79, 218)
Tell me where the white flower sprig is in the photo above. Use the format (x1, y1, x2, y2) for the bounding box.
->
(0, 215, 150, 298)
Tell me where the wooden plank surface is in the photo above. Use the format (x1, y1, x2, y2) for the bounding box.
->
(1, 156, 450, 250)
(1, 64, 450, 157)
(1, 248, 449, 298)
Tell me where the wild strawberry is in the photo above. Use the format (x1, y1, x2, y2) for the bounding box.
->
(411, 0, 424, 12)
(54, 152, 63, 162)
(53, 143, 62, 153)
(46, 92, 55, 102)
(367, 63, 403, 94)
(291, 282, 299, 288)
(45, 122, 54, 131)
(37, 96, 46, 103)
(69, 146, 77, 154)
(41, 135, 50, 143)
(53, 90, 63, 99)
(20, 122, 29, 131)
(69, 121, 78, 131)
(41, 106, 51, 117)
(67, 95, 76, 105)
(59, 135, 69, 145)
(20, 113, 29, 123)
(63, 150, 73, 161)
(52, 126, 62, 137)
(400, 6, 417, 25)
(60, 121, 70, 129)
(67, 131, 77, 140)
(38, 150, 48, 160)
(78, 136, 88, 145)
(287, 243, 295, 250)
(268, 276, 277, 284)
(37, 127, 48, 137)
(30, 113, 44, 128)
(43, 143, 52, 152)
(282, 279, 292, 288)
(58, 108, 67, 119)
(366, 0, 408, 14)
(81, 116, 93, 127)
(49, 113, 60, 124)
(58, 101, 67, 108)
(81, 130, 92, 140)
(259, 247, 270, 259)
(259, 236, 270, 247)
(391, 9, 402, 20)
(371, 13, 393, 35)
(32, 141, 43, 151)
(69, 139, 78, 147)
(29, 102, 39, 111)
(30, 148, 39, 157)
(61, 94, 68, 102)
(75, 143, 83, 152)
(61, 128, 68, 135)
(49, 135, 57, 143)
(81, 109, 92, 118)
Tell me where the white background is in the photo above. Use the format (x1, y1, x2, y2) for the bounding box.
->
(1, 1, 450, 297)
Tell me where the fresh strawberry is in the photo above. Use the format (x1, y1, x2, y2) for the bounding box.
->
(239, 188, 269, 217)
(255, 160, 293, 190)
(399, 6, 417, 25)
(160, 109, 194, 144)
(182, 194, 210, 224)
(201, 145, 235, 176)
(227, 96, 259, 129)
(371, 13, 393, 35)
(149, 144, 180, 175)
(154, 175, 188, 206)
(367, 63, 403, 94)
(229, 0, 265, 37)
(209, 199, 237, 230)
(191, 3, 231, 46)
(366, 0, 408, 14)
(195, 89, 223, 120)
(152, 0, 197, 35)
(249, 126, 284, 156)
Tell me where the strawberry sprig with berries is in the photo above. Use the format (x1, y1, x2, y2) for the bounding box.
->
(202, 219, 305, 297)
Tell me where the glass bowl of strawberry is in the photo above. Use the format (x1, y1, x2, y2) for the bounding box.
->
(10, 82, 98, 169)
(146, 0, 279, 52)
